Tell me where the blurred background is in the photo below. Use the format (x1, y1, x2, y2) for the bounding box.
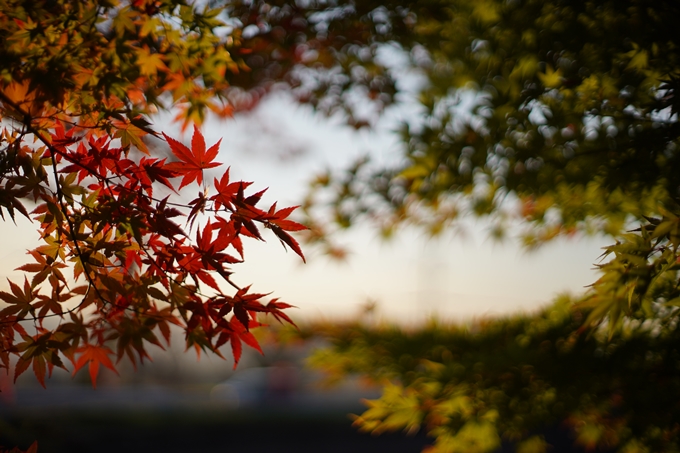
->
(0, 324, 431, 452)
(0, 94, 607, 452)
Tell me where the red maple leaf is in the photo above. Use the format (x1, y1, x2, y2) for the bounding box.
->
(163, 126, 222, 189)
(264, 203, 307, 262)
(72, 344, 119, 388)
(211, 168, 252, 211)
(265, 203, 307, 232)
(214, 318, 264, 368)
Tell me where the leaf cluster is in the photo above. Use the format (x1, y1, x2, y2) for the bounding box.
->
(0, 121, 305, 388)
(0, 0, 309, 390)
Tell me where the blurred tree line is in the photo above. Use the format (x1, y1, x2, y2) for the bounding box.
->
(243, 0, 680, 451)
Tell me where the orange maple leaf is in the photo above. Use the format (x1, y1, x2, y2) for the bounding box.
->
(73, 344, 118, 388)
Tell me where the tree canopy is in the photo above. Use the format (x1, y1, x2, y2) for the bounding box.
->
(293, 0, 679, 241)
(271, 0, 680, 452)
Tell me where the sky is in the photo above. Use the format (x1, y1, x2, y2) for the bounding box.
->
(165, 94, 609, 324)
(0, 94, 611, 326)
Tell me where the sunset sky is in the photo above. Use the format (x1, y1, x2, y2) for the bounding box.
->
(0, 94, 610, 326)
(182, 94, 609, 324)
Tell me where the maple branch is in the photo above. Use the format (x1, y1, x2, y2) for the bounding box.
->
(0, 91, 116, 313)
(47, 152, 114, 314)
(0, 283, 93, 327)
(0, 0, 307, 390)
(55, 190, 248, 322)
(39, 168, 248, 321)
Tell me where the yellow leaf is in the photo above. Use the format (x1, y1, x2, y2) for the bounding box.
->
(135, 47, 168, 77)
(400, 164, 431, 180)
(113, 119, 149, 154)
(625, 46, 649, 72)
(538, 65, 563, 88)
(511, 56, 539, 81)
(517, 436, 549, 453)
(472, 1, 501, 24)
(1, 79, 43, 117)
(448, 421, 501, 453)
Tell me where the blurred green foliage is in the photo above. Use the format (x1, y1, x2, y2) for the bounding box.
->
(299, 292, 680, 452)
(263, 0, 680, 451)
(297, 0, 680, 245)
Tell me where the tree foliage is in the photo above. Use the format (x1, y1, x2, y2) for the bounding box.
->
(304, 294, 680, 452)
(288, 0, 679, 242)
(3, 0, 680, 452)
(261, 0, 680, 451)
(0, 0, 310, 393)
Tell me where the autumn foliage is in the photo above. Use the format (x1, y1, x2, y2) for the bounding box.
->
(0, 0, 307, 392)
(1, 120, 306, 388)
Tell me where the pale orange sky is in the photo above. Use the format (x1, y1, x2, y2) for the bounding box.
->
(0, 95, 610, 325)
